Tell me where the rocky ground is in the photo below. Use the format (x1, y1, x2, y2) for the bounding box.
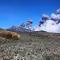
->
(0, 33, 60, 60)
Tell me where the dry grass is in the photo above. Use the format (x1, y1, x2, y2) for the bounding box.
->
(0, 30, 20, 40)
(0, 31, 60, 60)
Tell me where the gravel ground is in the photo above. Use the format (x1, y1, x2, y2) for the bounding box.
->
(0, 35, 60, 60)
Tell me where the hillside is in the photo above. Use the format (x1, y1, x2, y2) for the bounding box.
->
(0, 31, 60, 60)
(0, 29, 20, 40)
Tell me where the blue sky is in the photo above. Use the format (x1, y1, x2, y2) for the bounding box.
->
(0, 0, 60, 28)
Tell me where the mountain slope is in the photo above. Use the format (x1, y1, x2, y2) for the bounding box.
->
(7, 26, 32, 33)
(0, 29, 20, 40)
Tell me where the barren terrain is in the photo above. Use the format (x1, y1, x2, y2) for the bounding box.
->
(0, 31, 60, 60)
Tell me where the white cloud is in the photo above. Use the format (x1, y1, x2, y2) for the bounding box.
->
(56, 8, 60, 14)
(51, 13, 60, 20)
(34, 9, 60, 33)
(42, 14, 49, 19)
(34, 26, 40, 31)
(35, 20, 60, 33)
(40, 20, 60, 33)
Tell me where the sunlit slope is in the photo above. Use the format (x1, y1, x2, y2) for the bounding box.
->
(0, 29, 20, 40)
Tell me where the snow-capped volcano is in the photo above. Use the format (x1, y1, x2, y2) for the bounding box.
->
(7, 20, 33, 32)
(7, 9, 60, 33)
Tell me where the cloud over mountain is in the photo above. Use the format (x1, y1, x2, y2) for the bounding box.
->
(35, 8, 60, 33)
